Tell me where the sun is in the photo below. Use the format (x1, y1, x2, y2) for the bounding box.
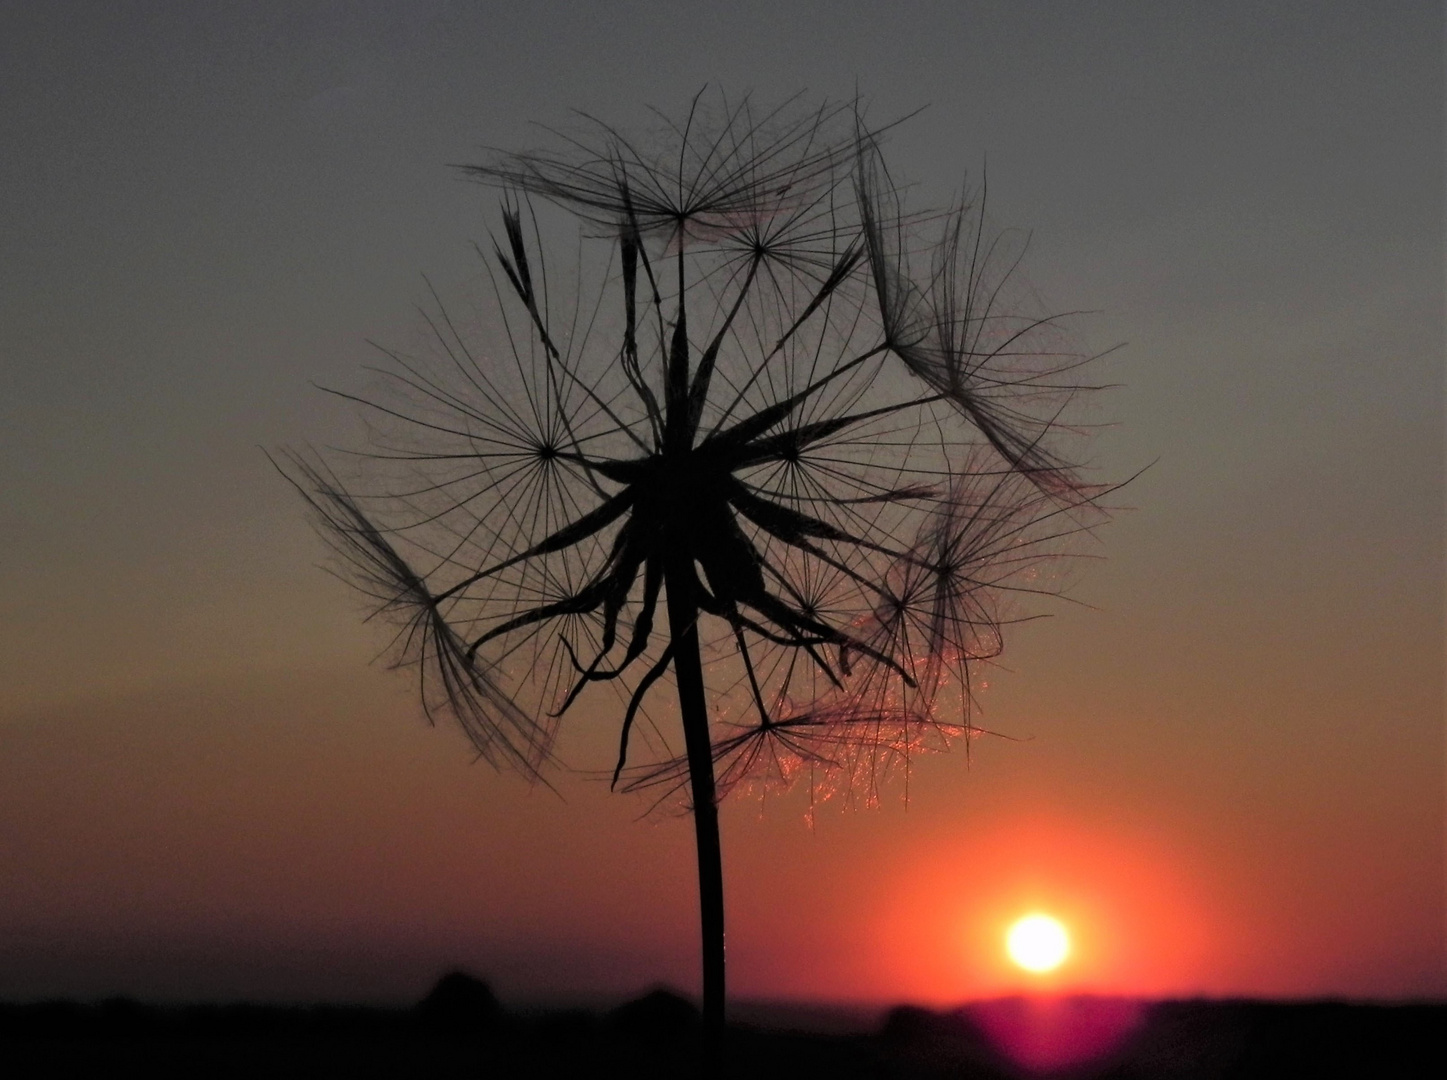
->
(1007, 913, 1070, 973)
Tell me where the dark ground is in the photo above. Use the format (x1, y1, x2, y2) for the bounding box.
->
(1, 976, 1441, 1079)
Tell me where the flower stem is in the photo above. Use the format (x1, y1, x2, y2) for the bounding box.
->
(664, 552, 725, 1069)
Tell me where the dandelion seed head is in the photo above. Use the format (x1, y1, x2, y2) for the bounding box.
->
(285, 91, 1111, 813)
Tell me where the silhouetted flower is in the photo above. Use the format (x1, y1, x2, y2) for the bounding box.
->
(281, 90, 1112, 1051)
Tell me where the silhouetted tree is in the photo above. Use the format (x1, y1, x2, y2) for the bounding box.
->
(281, 92, 1108, 1068)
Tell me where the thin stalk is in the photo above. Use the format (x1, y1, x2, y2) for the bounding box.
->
(664, 551, 726, 1069)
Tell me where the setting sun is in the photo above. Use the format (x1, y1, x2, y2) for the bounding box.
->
(1007, 914, 1071, 973)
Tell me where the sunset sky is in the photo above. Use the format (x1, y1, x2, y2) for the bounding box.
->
(1, 2, 1441, 1007)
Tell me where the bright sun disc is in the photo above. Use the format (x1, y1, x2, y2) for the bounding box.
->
(1007, 914, 1070, 972)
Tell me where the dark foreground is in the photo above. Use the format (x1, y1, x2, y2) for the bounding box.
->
(1, 980, 1441, 1079)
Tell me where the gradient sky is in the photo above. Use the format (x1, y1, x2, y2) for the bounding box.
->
(2, 2, 1442, 1007)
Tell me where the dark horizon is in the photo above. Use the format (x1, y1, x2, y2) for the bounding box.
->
(5, 981, 1443, 1079)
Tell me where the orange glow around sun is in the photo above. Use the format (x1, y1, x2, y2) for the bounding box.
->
(871, 815, 1213, 1001)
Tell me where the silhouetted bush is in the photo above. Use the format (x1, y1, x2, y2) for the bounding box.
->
(607, 988, 700, 1041)
(415, 971, 502, 1032)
